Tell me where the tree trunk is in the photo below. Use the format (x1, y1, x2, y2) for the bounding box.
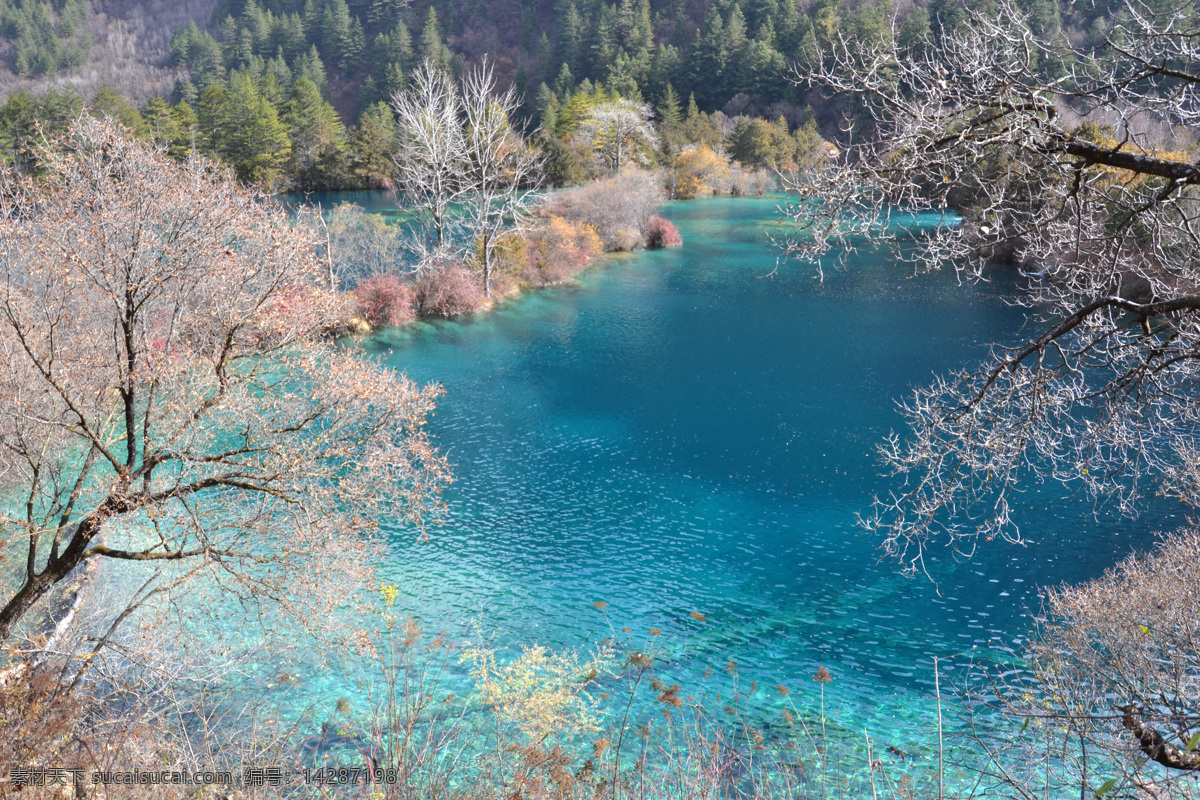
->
(0, 499, 122, 642)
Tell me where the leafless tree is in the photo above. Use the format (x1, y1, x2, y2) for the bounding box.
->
(577, 99, 659, 174)
(461, 61, 543, 299)
(390, 60, 542, 297)
(786, 0, 1200, 570)
(785, 0, 1200, 784)
(0, 116, 450, 647)
(390, 63, 471, 263)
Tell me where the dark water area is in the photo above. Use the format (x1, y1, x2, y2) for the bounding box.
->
(324, 194, 1179, 758)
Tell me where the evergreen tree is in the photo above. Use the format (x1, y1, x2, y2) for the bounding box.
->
(197, 82, 229, 154)
(553, 62, 575, 100)
(383, 62, 406, 99)
(520, 7, 539, 51)
(657, 82, 682, 128)
(419, 7, 448, 69)
(346, 101, 397, 187)
(294, 44, 328, 93)
(222, 72, 291, 184)
(277, 13, 307, 60)
(172, 79, 199, 107)
(89, 86, 148, 138)
(141, 96, 176, 142)
(535, 82, 559, 132)
(535, 32, 554, 74)
(322, 0, 354, 67)
(556, 3, 584, 74)
(169, 101, 199, 159)
(286, 75, 346, 188)
(266, 48, 293, 91)
(0, 90, 41, 169)
(590, 4, 617, 76)
(260, 69, 288, 108)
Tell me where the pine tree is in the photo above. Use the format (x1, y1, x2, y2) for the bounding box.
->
(553, 62, 575, 100)
(520, 7, 539, 51)
(278, 13, 307, 60)
(266, 48, 293, 91)
(260, 70, 287, 109)
(294, 44, 327, 93)
(657, 83, 682, 128)
(590, 4, 617, 76)
(419, 7, 447, 69)
(535, 82, 559, 131)
(286, 75, 346, 189)
(383, 62, 406, 99)
(141, 96, 176, 142)
(322, 0, 354, 68)
(347, 101, 397, 187)
(169, 101, 198, 159)
(557, 3, 584, 75)
(535, 32, 554, 74)
(726, 5, 748, 54)
(172, 79, 199, 107)
(346, 16, 367, 71)
(90, 86, 148, 137)
(222, 72, 292, 185)
(197, 82, 228, 154)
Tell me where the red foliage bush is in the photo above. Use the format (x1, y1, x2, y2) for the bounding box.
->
(414, 264, 485, 317)
(354, 274, 416, 327)
(523, 217, 605, 286)
(644, 215, 683, 249)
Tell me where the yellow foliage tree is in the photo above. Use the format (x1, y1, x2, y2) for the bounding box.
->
(672, 145, 731, 199)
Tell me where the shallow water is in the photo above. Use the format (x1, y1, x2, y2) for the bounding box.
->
(310, 195, 1177, 765)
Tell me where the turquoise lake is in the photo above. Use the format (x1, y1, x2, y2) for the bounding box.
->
(292, 193, 1177, 781)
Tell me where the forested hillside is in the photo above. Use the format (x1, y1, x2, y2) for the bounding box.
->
(0, 0, 1162, 193)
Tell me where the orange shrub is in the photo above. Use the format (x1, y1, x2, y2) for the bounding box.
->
(523, 217, 605, 286)
(539, 170, 665, 251)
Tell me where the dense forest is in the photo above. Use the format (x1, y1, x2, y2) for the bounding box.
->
(0, 0, 1129, 191)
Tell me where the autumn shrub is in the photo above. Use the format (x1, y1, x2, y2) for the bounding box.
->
(673, 145, 732, 199)
(468, 231, 527, 297)
(523, 216, 605, 286)
(414, 263, 485, 317)
(541, 170, 665, 252)
(729, 165, 775, 196)
(354, 274, 416, 327)
(644, 215, 683, 249)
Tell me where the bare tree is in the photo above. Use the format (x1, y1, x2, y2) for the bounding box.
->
(1020, 528, 1200, 789)
(785, 0, 1200, 783)
(390, 63, 470, 261)
(390, 60, 542, 297)
(0, 116, 450, 646)
(577, 99, 659, 174)
(461, 61, 543, 299)
(787, 0, 1200, 570)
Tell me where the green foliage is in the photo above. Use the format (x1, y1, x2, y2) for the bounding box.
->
(0, 86, 81, 168)
(221, 71, 291, 184)
(286, 75, 345, 189)
(0, 0, 90, 76)
(345, 101, 396, 188)
(90, 86, 149, 138)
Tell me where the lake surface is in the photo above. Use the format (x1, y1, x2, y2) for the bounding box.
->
(310, 194, 1174, 771)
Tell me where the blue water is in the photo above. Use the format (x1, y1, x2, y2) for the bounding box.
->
(330, 195, 1174, 763)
